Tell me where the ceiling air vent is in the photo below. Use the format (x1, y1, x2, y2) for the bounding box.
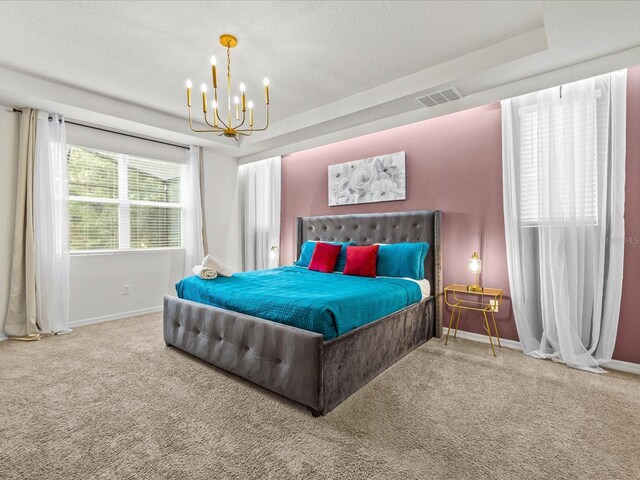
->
(416, 86, 463, 108)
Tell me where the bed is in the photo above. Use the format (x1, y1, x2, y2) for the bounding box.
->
(163, 210, 443, 416)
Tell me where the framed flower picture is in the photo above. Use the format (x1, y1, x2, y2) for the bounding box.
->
(328, 151, 406, 206)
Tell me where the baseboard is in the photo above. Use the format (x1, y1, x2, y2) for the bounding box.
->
(69, 305, 163, 328)
(601, 359, 640, 375)
(444, 328, 522, 351)
(446, 328, 639, 375)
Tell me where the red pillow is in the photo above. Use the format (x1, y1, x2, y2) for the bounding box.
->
(343, 245, 379, 277)
(308, 242, 342, 273)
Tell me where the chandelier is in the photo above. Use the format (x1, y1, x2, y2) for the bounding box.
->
(184, 34, 269, 140)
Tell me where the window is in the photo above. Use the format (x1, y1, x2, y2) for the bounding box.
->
(67, 146, 185, 252)
(518, 99, 598, 226)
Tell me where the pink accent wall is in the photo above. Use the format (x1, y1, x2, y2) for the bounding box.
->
(281, 103, 516, 341)
(281, 66, 640, 364)
(617, 66, 640, 363)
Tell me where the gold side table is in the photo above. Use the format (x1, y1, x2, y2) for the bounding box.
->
(444, 284, 503, 356)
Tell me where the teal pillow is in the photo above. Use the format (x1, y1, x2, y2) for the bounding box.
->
(376, 242, 430, 280)
(295, 241, 354, 271)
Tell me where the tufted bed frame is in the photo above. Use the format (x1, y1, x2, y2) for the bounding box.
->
(163, 210, 442, 416)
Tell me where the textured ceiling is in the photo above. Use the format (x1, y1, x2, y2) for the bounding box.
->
(0, 1, 542, 123)
(1, 1, 640, 160)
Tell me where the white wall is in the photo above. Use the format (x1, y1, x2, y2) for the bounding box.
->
(0, 110, 243, 330)
(70, 150, 242, 322)
(0, 108, 20, 336)
(69, 250, 185, 323)
(67, 149, 242, 324)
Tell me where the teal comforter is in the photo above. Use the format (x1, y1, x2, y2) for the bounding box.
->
(175, 266, 422, 340)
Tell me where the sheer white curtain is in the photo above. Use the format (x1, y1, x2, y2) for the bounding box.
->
(34, 112, 71, 334)
(241, 156, 281, 271)
(501, 70, 627, 373)
(182, 146, 205, 275)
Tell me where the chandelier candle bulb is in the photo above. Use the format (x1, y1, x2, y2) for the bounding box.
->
(240, 83, 246, 111)
(212, 100, 218, 126)
(210, 56, 218, 89)
(234, 96, 240, 120)
(201, 83, 208, 113)
(264, 77, 270, 105)
(185, 79, 192, 107)
(248, 100, 254, 126)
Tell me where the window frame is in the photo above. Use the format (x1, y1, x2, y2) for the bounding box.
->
(68, 146, 186, 255)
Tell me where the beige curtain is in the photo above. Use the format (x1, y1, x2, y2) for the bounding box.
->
(5, 109, 39, 340)
(198, 147, 209, 256)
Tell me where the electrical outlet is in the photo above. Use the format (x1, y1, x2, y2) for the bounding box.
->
(489, 299, 499, 313)
(123, 285, 131, 295)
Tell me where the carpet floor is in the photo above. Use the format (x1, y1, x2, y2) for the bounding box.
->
(0, 313, 638, 480)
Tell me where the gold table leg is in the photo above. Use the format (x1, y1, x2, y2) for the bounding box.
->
(490, 310, 501, 348)
(454, 307, 462, 338)
(445, 306, 457, 345)
(482, 310, 496, 357)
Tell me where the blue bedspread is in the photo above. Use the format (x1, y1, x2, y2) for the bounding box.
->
(175, 266, 422, 340)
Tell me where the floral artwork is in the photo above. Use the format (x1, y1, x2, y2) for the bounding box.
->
(328, 151, 406, 206)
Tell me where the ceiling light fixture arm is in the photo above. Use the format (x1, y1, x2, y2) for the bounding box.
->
(188, 106, 219, 133)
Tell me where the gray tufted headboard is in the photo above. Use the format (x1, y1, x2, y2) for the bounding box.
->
(296, 210, 443, 333)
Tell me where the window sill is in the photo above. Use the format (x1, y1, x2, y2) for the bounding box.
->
(71, 248, 185, 257)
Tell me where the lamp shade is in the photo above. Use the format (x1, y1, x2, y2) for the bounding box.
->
(468, 252, 481, 273)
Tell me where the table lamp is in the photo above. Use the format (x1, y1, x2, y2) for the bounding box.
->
(468, 252, 482, 292)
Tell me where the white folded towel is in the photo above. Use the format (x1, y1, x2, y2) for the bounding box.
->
(202, 255, 233, 277)
(192, 264, 218, 280)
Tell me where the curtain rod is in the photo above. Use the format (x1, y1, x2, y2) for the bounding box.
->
(11, 108, 189, 150)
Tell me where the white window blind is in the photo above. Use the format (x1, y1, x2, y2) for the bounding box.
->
(518, 99, 598, 226)
(68, 146, 185, 252)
